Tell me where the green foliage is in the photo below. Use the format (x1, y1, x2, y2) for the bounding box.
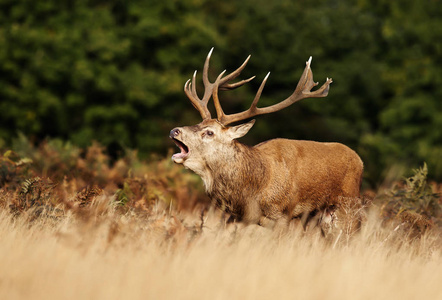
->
(0, 149, 33, 187)
(400, 164, 440, 215)
(0, 0, 441, 184)
(115, 181, 133, 206)
(0, 0, 221, 153)
(379, 163, 441, 225)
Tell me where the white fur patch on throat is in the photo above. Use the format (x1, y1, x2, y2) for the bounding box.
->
(200, 172, 214, 193)
(183, 160, 214, 193)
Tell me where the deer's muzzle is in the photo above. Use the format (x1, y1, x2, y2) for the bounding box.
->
(170, 128, 189, 163)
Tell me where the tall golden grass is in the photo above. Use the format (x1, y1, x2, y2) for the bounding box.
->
(0, 204, 441, 300)
(1, 141, 441, 300)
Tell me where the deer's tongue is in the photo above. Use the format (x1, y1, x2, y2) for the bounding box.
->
(171, 139, 189, 163)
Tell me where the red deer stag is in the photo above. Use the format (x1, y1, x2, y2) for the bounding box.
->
(170, 49, 363, 232)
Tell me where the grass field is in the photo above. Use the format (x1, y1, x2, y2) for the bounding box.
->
(0, 141, 441, 300)
(1, 205, 441, 300)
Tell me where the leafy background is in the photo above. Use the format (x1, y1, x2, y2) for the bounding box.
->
(0, 0, 441, 186)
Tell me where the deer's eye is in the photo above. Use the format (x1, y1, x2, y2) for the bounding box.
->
(203, 130, 214, 138)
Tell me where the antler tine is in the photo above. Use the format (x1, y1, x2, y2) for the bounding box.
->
(218, 55, 252, 87)
(290, 56, 332, 101)
(191, 70, 198, 99)
(250, 72, 271, 110)
(213, 71, 267, 121)
(184, 70, 212, 120)
(211, 54, 257, 121)
(215, 72, 270, 124)
(202, 47, 213, 87)
(212, 70, 228, 120)
(218, 56, 333, 125)
(219, 75, 256, 91)
(183, 48, 215, 120)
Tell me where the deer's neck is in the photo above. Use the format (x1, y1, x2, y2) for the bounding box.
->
(202, 142, 268, 217)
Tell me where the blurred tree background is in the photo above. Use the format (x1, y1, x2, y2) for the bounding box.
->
(0, 0, 441, 186)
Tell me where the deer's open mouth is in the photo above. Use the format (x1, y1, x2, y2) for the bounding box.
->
(171, 138, 189, 163)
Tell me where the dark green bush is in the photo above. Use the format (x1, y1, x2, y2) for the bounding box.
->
(1, 0, 441, 184)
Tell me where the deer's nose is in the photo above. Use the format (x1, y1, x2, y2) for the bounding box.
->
(170, 128, 181, 138)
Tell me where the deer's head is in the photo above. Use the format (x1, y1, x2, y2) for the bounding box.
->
(170, 118, 255, 175)
(170, 48, 332, 174)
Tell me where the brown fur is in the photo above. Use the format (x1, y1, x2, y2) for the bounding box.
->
(171, 119, 363, 230)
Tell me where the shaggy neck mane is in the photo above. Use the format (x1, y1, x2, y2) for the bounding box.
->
(204, 141, 268, 218)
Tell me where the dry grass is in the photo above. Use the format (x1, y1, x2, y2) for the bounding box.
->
(1, 141, 442, 300)
(0, 202, 441, 300)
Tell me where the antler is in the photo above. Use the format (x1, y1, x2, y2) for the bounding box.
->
(216, 56, 333, 125)
(184, 50, 332, 125)
(184, 48, 255, 120)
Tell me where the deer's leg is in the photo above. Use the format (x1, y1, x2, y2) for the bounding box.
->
(318, 206, 337, 237)
(258, 216, 276, 228)
(273, 215, 290, 235)
(226, 214, 238, 224)
(241, 199, 263, 225)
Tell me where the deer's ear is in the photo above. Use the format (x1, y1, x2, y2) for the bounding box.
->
(227, 119, 255, 139)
